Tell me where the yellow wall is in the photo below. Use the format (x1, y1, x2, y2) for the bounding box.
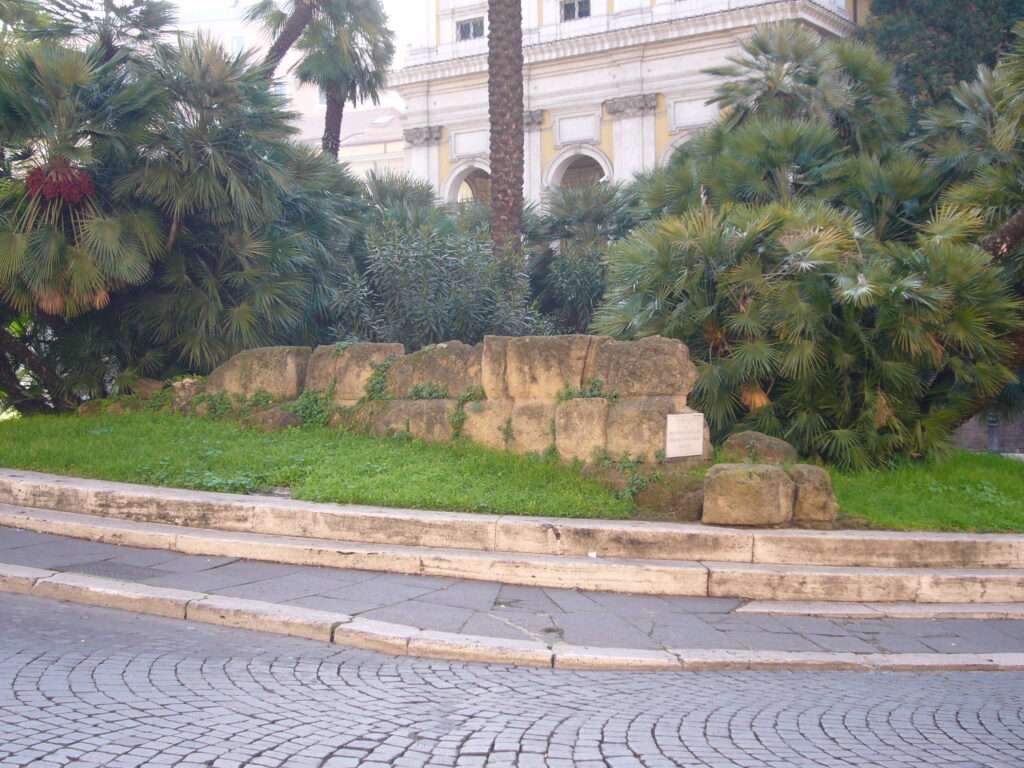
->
(654, 94, 671, 163)
(438, 127, 452, 187)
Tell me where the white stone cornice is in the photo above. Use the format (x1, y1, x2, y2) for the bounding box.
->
(390, 1, 855, 89)
(604, 94, 659, 119)
(404, 126, 444, 147)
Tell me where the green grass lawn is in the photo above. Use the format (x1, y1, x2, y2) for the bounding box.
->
(833, 451, 1024, 533)
(0, 412, 632, 519)
(2, 411, 1023, 531)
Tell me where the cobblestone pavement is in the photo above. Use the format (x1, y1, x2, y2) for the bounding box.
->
(1, 594, 1023, 768)
(3, 528, 1024, 654)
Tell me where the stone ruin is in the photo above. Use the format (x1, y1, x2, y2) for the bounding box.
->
(165, 336, 840, 527)
(202, 335, 711, 465)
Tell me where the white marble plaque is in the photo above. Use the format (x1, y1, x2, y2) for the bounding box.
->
(665, 413, 706, 459)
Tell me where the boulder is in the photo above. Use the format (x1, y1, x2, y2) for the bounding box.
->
(77, 400, 105, 417)
(170, 378, 204, 412)
(605, 396, 691, 462)
(787, 464, 840, 527)
(555, 398, 609, 463)
(461, 400, 514, 450)
(504, 335, 596, 401)
(584, 336, 697, 398)
(362, 399, 456, 443)
(207, 346, 311, 400)
(508, 401, 557, 454)
(305, 343, 405, 405)
(242, 406, 303, 433)
(388, 342, 482, 399)
(702, 464, 796, 527)
(721, 431, 798, 465)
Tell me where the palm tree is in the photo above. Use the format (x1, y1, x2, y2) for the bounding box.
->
(487, 0, 524, 263)
(251, 0, 393, 158)
(117, 36, 365, 370)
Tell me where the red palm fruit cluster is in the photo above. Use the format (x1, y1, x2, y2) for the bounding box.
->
(25, 160, 95, 205)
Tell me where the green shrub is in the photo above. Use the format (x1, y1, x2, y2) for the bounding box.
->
(408, 382, 449, 400)
(558, 378, 618, 403)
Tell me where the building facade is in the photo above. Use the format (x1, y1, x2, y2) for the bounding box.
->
(388, 0, 868, 204)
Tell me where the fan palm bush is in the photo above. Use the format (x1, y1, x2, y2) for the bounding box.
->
(594, 203, 1020, 468)
(595, 23, 1023, 467)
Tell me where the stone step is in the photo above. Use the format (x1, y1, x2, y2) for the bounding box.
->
(1, 469, 1022, 569)
(3, 503, 1024, 603)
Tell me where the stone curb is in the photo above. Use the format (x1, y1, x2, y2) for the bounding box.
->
(4, 504, 1024, 603)
(2, 563, 1023, 672)
(3, 468, 1024, 569)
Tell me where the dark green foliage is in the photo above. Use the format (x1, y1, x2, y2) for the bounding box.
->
(864, 0, 1017, 115)
(408, 382, 449, 400)
(283, 388, 333, 427)
(527, 183, 647, 332)
(595, 24, 1024, 469)
(362, 354, 396, 401)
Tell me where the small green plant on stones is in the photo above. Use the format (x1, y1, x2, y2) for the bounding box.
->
(408, 382, 449, 400)
(190, 392, 232, 419)
(333, 340, 355, 357)
(450, 386, 485, 438)
(558, 378, 618, 403)
(500, 417, 515, 448)
(145, 388, 174, 413)
(284, 385, 335, 427)
(363, 355, 398, 402)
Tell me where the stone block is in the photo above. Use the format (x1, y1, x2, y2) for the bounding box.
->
(555, 399, 609, 462)
(635, 466, 705, 522)
(186, 595, 341, 642)
(33, 572, 202, 619)
(461, 400, 514, 450)
(170, 378, 203, 412)
(207, 346, 312, 400)
(504, 335, 596, 401)
(241, 405, 303, 433)
(605, 396, 690, 461)
(481, 336, 512, 400)
(702, 464, 796, 527)
(408, 631, 554, 667)
(721, 431, 799, 464)
(363, 399, 457, 443)
(584, 336, 697, 397)
(787, 465, 840, 526)
(387, 341, 482, 399)
(0, 563, 53, 595)
(508, 401, 557, 454)
(305, 343, 405, 405)
(130, 378, 166, 399)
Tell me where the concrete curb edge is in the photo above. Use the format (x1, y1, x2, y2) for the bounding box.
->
(2, 563, 1022, 673)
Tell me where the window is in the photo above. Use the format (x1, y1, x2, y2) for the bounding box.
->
(456, 17, 484, 41)
(561, 0, 590, 21)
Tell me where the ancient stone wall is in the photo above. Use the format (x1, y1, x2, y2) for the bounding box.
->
(204, 335, 711, 464)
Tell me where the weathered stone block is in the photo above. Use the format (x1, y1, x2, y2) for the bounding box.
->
(508, 401, 557, 454)
(584, 336, 697, 397)
(505, 335, 596, 401)
(461, 400, 514, 451)
(555, 399, 609, 462)
(635, 466, 705, 523)
(605, 396, 688, 461)
(388, 341, 482, 399)
(721, 431, 799, 465)
(170, 378, 204, 412)
(130, 378, 166, 399)
(207, 346, 311, 400)
(481, 336, 512, 400)
(241, 405, 303, 433)
(363, 399, 456, 443)
(702, 464, 796, 527)
(305, 343, 405, 405)
(787, 465, 840, 527)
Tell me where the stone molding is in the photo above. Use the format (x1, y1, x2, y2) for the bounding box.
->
(391, 0, 855, 87)
(524, 109, 546, 131)
(604, 94, 659, 118)
(403, 126, 444, 147)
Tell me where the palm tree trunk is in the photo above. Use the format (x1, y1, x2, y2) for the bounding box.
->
(322, 90, 345, 159)
(981, 206, 1024, 260)
(487, 0, 524, 265)
(0, 327, 71, 412)
(263, 0, 316, 75)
